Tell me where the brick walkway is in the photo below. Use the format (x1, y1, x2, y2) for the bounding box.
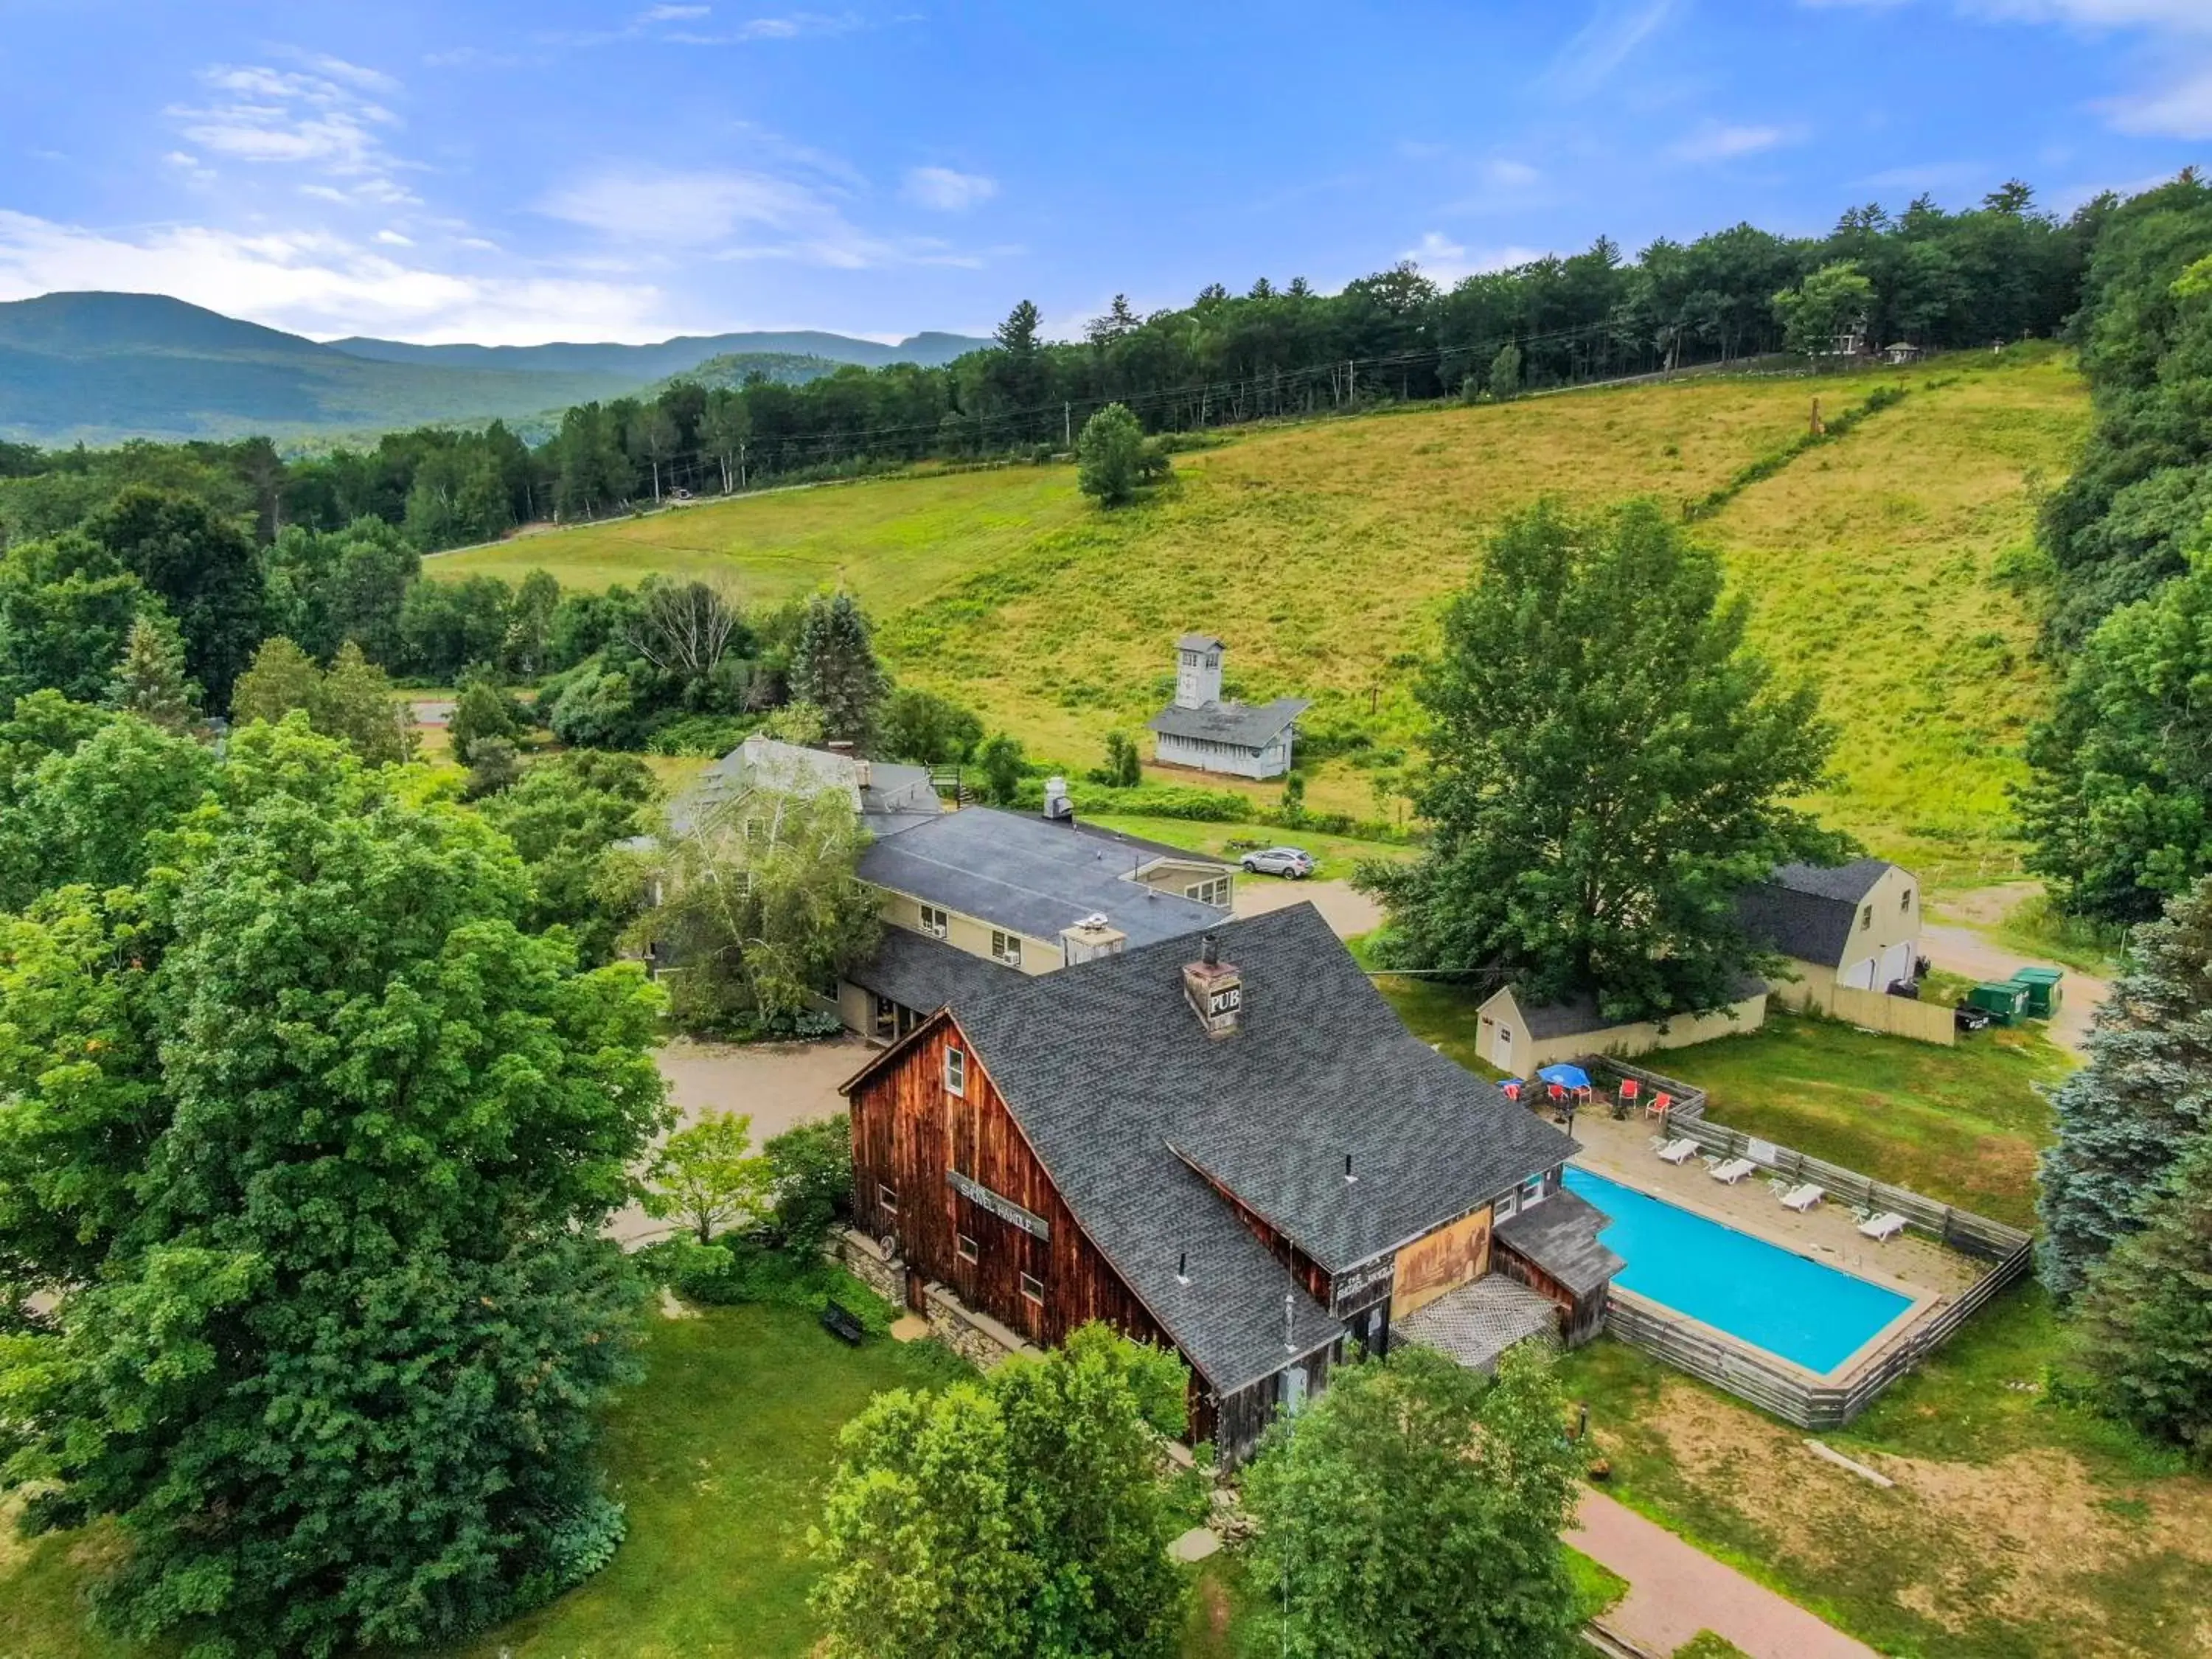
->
(1574, 1489, 1877, 1658)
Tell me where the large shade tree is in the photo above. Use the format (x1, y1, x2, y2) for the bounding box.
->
(0, 717, 669, 1657)
(1360, 499, 1844, 1020)
(1242, 1343, 1585, 1659)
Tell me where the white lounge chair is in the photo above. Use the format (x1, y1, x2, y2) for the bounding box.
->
(1781, 1183, 1825, 1212)
(1709, 1157, 1757, 1184)
(1859, 1211, 1909, 1242)
(1655, 1137, 1698, 1164)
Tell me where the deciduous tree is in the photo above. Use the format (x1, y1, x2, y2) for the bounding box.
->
(83, 486, 263, 707)
(643, 1110, 773, 1244)
(1358, 500, 1844, 1020)
(479, 748, 658, 964)
(0, 722, 669, 1656)
(1077, 402, 1147, 507)
(1242, 1344, 1584, 1659)
(642, 785, 880, 1034)
(1773, 260, 1876, 359)
(878, 685, 984, 765)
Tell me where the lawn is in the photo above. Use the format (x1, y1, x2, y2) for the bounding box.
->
(3, 1304, 972, 1659)
(431, 354, 2087, 872)
(1082, 811, 1419, 883)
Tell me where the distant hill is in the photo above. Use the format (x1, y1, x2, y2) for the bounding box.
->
(651, 352, 852, 393)
(327, 328, 989, 380)
(0, 292, 990, 446)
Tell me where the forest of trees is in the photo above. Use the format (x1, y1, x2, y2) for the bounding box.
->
(0, 179, 2097, 563)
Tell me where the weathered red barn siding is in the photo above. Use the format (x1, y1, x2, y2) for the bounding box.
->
(848, 1014, 1172, 1357)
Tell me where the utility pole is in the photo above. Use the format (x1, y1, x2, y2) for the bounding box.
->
(1063, 400, 1071, 448)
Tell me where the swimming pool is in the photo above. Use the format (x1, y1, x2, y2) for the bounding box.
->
(1563, 1166, 1915, 1374)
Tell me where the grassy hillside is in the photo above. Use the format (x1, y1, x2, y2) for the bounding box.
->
(434, 352, 2087, 882)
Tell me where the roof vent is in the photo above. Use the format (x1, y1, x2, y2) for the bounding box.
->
(1183, 935, 1242, 1037)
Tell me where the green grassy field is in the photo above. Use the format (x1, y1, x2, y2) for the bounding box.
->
(434, 353, 2087, 880)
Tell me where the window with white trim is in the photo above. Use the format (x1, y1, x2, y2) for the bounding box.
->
(1019, 1271, 1045, 1304)
(944, 1046, 966, 1096)
(877, 1183, 898, 1214)
(1520, 1176, 1546, 1209)
(919, 904, 949, 939)
(990, 930, 1022, 967)
(1183, 877, 1231, 907)
(956, 1233, 980, 1263)
(1495, 1188, 1519, 1221)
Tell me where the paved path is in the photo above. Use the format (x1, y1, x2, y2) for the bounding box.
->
(1917, 922, 2107, 1059)
(1574, 1489, 1877, 1659)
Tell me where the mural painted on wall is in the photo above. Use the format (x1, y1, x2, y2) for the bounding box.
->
(1390, 1206, 1493, 1320)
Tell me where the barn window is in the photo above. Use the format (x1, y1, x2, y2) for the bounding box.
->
(744, 817, 764, 844)
(878, 1183, 898, 1214)
(919, 904, 949, 939)
(1861, 903, 1874, 930)
(1901, 887, 1913, 912)
(956, 1233, 980, 1263)
(1020, 1271, 1045, 1304)
(991, 930, 1022, 967)
(944, 1046, 966, 1096)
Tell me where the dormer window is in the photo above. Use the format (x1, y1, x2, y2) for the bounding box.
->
(944, 1046, 966, 1096)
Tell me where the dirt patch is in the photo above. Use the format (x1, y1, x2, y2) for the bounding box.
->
(1613, 1379, 2212, 1656)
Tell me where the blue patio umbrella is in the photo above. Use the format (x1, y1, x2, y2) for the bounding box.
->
(1537, 1062, 1591, 1091)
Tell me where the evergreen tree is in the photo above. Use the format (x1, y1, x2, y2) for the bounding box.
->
(2039, 873, 2212, 1297)
(105, 612, 198, 732)
(1487, 341, 1522, 399)
(83, 486, 265, 707)
(2076, 1137, 2212, 1465)
(788, 590, 887, 745)
(0, 720, 669, 1655)
(230, 634, 324, 728)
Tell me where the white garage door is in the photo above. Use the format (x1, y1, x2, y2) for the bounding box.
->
(1878, 940, 1915, 987)
(1841, 956, 1877, 990)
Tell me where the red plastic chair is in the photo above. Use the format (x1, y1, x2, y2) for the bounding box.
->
(1646, 1091, 1673, 1120)
(1618, 1077, 1641, 1109)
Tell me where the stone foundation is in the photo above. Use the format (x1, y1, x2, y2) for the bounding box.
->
(831, 1230, 1039, 1371)
(834, 1228, 902, 1304)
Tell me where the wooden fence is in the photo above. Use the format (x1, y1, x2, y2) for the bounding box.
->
(1570, 1054, 2035, 1427)
(1826, 983, 1956, 1046)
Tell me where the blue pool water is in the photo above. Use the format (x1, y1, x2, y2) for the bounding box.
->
(1562, 1166, 1913, 1374)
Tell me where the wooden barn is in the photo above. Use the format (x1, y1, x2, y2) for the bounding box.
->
(841, 903, 1609, 1464)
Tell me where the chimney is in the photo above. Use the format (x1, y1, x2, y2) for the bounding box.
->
(1042, 776, 1073, 821)
(1182, 932, 1242, 1037)
(1060, 914, 1127, 964)
(826, 740, 855, 757)
(854, 758, 872, 791)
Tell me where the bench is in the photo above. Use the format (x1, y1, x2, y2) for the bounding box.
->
(821, 1302, 867, 1346)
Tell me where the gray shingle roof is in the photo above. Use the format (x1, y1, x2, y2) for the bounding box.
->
(947, 904, 1576, 1394)
(846, 928, 1019, 1015)
(1147, 697, 1311, 749)
(1736, 858, 1896, 967)
(667, 736, 940, 839)
(1493, 1188, 1624, 1297)
(857, 808, 1224, 950)
(1176, 633, 1225, 653)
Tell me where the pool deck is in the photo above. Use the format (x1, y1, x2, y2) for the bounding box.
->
(1556, 1100, 1991, 1385)
(1562, 1103, 1978, 1298)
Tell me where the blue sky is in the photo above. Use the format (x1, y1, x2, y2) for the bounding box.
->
(0, 1, 2205, 345)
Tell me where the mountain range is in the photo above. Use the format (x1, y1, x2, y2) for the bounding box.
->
(0, 292, 990, 447)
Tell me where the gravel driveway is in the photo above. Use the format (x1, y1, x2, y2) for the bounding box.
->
(608, 1035, 866, 1247)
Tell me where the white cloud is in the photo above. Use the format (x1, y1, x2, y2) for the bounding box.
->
(902, 166, 998, 212)
(0, 209, 676, 345)
(1484, 158, 1542, 187)
(168, 58, 414, 201)
(641, 3, 712, 18)
(538, 165, 988, 268)
(1544, 1, 1678, 95)
(376, 229, 415, 246)
(1666, 121, 1798, 162)
(1401, 232, 1545, 283)
(2100, 61, 2212, 136)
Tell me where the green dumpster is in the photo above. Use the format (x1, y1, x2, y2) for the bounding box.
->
(1968, 980, 2031, 1025)
(2010, 967, 2064, 1020)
